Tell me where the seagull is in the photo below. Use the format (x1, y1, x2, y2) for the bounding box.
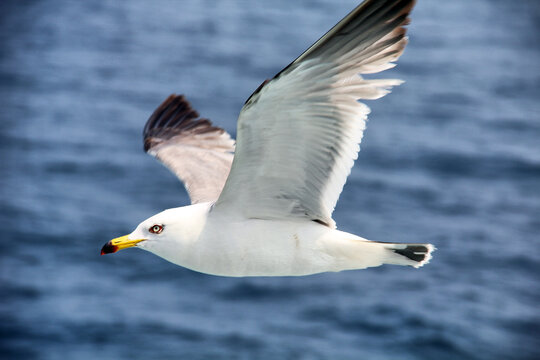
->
(101, 0, 435, 276)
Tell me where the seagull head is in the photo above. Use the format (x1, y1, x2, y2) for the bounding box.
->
(100, 203, 210, 258)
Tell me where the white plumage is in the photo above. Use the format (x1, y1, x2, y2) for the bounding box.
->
(217, 60, 402, 228)
(101, 0, 435, 276)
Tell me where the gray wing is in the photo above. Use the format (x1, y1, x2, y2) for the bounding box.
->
(143, 95, 235, 204)
(215, 0, 415, 227)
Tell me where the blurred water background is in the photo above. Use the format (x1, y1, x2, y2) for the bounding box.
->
(1, 0, 539, 359)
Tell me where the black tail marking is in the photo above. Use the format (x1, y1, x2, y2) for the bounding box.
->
(393, 245, 429, 262)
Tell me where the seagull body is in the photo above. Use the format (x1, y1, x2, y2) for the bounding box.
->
(126, 203, 424, 277)
(101, 0, 435, 276)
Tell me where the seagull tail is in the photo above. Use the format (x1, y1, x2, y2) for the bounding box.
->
(380, 242, 436, 268)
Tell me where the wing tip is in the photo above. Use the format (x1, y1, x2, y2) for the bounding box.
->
(143, 94, 228, 153)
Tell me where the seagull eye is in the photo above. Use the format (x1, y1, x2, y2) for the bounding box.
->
(149, 224, 163, 234)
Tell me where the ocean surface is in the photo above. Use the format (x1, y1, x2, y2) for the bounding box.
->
(1, 1, 539, 359)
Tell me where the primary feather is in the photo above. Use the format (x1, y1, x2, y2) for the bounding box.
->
(143, 95, 234, 204)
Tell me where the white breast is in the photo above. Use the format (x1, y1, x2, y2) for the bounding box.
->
(186, 216, 338, 277)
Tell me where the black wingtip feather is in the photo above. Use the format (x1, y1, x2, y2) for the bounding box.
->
(245, 0, 416, 105)
(143, 94, 224, 152)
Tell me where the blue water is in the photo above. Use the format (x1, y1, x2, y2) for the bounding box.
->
(1, 1, 539, 359)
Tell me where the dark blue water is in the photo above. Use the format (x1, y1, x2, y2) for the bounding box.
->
(1, 1, 539, 359)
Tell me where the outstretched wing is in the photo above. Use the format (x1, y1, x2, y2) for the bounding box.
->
(143, 95, 235, 204)
(215, 0, 415, 227)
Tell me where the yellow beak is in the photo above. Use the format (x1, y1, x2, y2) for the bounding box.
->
(100, 235, 145, 255)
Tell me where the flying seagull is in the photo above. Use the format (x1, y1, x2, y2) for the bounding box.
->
(101, 0, 435, 276)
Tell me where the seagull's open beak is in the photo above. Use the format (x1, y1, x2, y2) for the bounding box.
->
(100, 235, 145, 255)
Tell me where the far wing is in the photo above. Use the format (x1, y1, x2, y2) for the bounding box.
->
(143, 95, 235, 204)
(215, 0, 415, 227)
